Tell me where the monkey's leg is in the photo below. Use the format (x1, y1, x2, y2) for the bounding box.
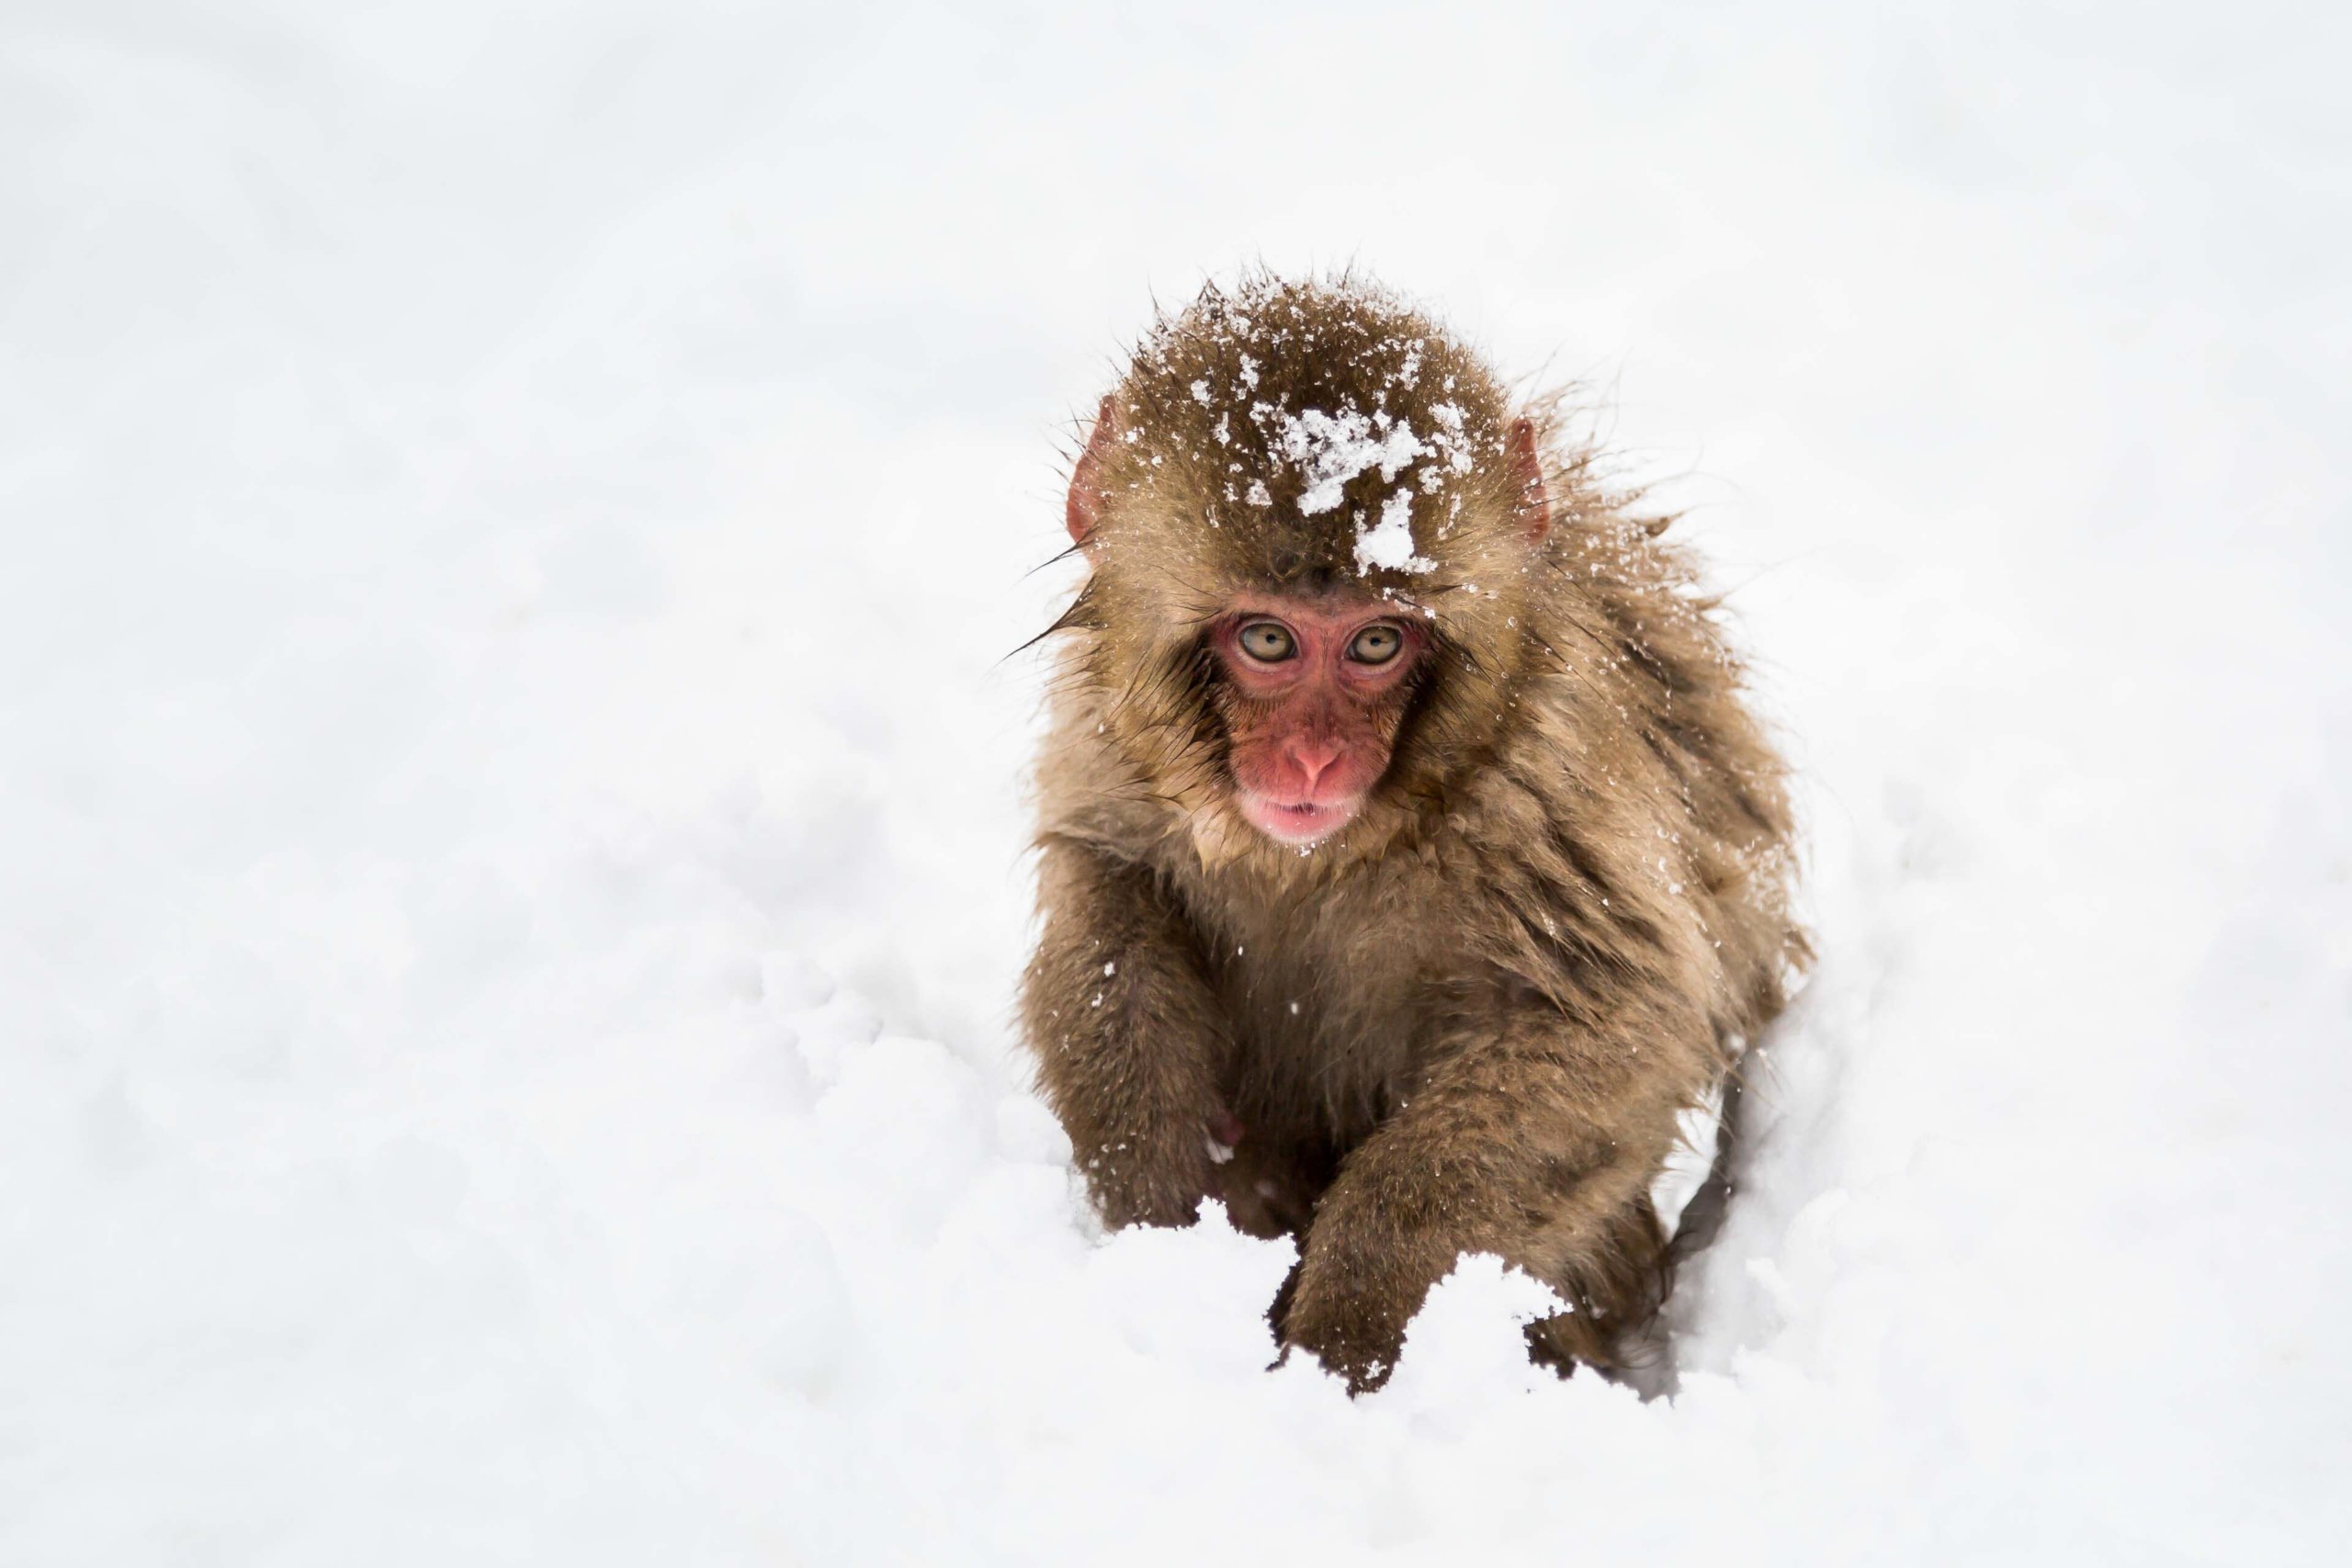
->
(1021, 838, 1235, 1229)
(1210, 1128, 1336, 1241)
(1277, 1014, 1687, 1391)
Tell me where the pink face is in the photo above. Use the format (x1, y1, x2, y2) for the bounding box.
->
(1208, 597, 1427, 846)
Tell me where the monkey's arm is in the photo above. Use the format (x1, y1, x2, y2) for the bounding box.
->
(1021, 837, 1236, 1229)
(1280, 1006, 1690, 1390)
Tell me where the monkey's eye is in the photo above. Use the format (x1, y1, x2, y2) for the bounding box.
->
(1238, 621, 1297, 661)
(1348, 624, 1404, 664)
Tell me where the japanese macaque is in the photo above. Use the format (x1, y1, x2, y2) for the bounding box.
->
(1021, 276, 1804, 1391)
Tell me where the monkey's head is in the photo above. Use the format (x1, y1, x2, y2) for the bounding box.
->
(1059, 276, 1559, 858)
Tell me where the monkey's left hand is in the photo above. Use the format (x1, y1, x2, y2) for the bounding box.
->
(1278, 1192, 1462, 1392)
(1273, 1021, 1661, 1393)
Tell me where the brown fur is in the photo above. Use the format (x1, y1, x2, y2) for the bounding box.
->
(1020, 275, 1804, 1390)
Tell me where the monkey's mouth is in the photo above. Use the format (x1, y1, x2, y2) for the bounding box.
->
(1238, 792, 1361, 847)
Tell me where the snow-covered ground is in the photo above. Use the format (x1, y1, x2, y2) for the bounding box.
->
(6, 4, 2348, 1562)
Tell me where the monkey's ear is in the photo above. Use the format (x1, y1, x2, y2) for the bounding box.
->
(1509, 418, 1550, 544)
(1067, 395, 1119, 546)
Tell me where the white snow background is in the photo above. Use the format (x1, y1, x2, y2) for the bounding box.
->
(5, 3, 2348, 1562)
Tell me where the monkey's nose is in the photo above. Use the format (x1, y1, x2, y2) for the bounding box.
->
(1289, 739, 1344, 789)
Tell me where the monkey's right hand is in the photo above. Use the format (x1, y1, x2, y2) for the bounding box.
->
(1069, 1100, 1249, 1229)
(1069, 1108, 1221, 1229)
(1021, 840, 1240, 1232)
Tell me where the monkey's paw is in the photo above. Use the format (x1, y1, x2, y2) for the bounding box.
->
(1077, 1125, 1218, 1231)
(1278, 1212, 1465, 1393)
(1279, 1295, 1406, 1393)
(1276, 1265, 1426, 1393)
